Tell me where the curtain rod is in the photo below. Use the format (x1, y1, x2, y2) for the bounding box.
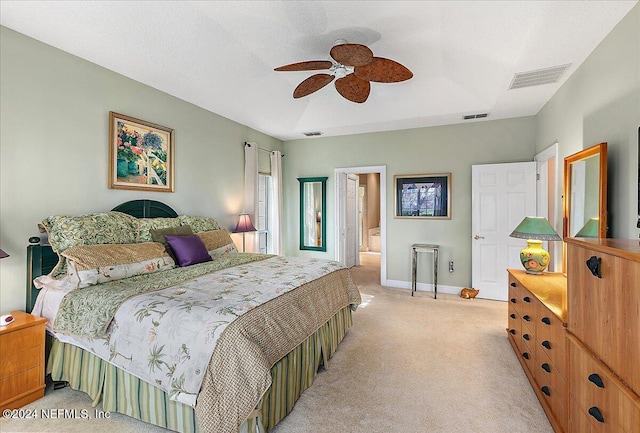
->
(244, 142, 284, 157)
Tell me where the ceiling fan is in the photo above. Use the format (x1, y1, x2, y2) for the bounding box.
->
(274, 41, 413, 103)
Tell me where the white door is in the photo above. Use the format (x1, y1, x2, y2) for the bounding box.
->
(471, 162, 536, 300)
(345, 174, 359, 267)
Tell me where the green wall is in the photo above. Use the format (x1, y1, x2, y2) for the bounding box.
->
(283, 117, 537, 289)
(536, 3, 639, 239)
(0, 26, 282, 311)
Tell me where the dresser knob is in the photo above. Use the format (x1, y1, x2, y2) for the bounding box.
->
(523, 315, 531, 322)
(509, 329, 516, 335)
(523, 296, 531, 303)
(541, 386, 551, 397)
(541, 317, 551, 325)
(522, 352, 529, 360)
(588, 406, 605, 423)
(510, 282, 516, 287)
(588, 373, 605, 388)
(510, 298, 517, 303)
(541, 363, 551, 373)
(510, 314, 516, 319)
(586, 256, 602, 278)
(523, 334, 530, 341)
(541, 340, 551, 350)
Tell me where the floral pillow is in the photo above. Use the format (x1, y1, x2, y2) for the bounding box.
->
(39, 211, 139, 278)
(196, 229, 238, 258)
(177, 215, 221, 233)
(137, 217, 182, 242)
(61, 242, 175, 289)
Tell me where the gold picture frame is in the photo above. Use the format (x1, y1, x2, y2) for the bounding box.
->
(394, 173, 451, 219)
(108, 111, 174, 192)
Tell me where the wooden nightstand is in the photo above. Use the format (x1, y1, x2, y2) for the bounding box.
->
(0, 311, 47, 411)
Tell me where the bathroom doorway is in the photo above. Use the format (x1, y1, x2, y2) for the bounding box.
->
(358, 173, 381, 264)
(334, 165, 386, 285)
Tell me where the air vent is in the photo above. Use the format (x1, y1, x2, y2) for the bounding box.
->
(463, 113, 489, 120)
(303, 131, 322, 137)
(509, 64, 571, 89)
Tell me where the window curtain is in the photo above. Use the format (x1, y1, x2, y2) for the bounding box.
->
(269, 151, 284, 255)
(243, 142, 259, 252)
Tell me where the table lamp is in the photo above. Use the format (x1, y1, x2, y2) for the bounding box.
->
(509, 217, 561, 274)
(575, 218, 599, 237)
(233, 214, 257, 252)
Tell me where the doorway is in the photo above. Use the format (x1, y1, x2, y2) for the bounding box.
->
(335, 165, 387, 285)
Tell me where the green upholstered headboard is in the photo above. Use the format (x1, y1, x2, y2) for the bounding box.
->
(25, 200, 178, 313)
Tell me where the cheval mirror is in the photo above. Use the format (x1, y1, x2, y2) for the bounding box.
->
(563, 142, 608, 239)
(298, 177, 327, 252)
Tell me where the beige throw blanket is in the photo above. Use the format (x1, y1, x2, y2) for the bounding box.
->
(195, 267, 360, 433)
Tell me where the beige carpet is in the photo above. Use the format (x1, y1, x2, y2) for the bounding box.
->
(1, 254, 553, 433)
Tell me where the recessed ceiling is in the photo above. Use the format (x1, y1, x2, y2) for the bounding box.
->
(0, 1, 636, 141)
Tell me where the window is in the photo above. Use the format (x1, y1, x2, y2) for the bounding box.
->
(258, 174, 271, 254)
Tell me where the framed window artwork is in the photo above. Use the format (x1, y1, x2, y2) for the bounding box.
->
(394, 173, 451, 219)
(109, 111, 174, 192)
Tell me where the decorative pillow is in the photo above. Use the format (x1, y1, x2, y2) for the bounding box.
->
(61, 242, 175, 289)
(150, 225, 194, 260)
(38, 211, 139, 278)
(137, 217, 182, 242)
(177, 215, 221, 233)
(165, 234, 213, 267)
(196, 229, 238, 258)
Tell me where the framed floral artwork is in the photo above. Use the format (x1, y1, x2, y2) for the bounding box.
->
(109, 112, 174, 192)
(394, 173, 451, 219)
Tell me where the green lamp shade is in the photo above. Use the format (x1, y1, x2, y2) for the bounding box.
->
(575, 218, 599, 237)
(509, 217, 562, 241)
(510, 217, 561, 274)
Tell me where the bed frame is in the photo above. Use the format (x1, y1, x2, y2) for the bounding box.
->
(26, 199, 352, 433)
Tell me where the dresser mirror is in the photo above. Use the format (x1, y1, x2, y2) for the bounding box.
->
(298, 177, 327, 251)
(563, 142, 608, 238)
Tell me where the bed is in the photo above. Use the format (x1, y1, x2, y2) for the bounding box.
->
(27, 199, 361, 433)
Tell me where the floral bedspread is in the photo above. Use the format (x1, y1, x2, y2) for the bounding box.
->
(52, 255, 354, 407)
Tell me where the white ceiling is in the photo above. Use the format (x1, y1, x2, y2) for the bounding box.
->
(1, 1, 636, 141)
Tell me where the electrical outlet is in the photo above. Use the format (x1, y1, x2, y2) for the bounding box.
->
(449, 261, 454, 273)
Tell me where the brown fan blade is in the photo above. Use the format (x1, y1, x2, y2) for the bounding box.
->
(293, 74, 335, 98)
(275, 61, 333, 72)
(330, 44, 373, 67)
(334, 74, 370, 103)
(354, 57, 413, 83)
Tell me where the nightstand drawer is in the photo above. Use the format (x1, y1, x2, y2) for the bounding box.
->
(1, 345, 41, 378)
(0, 366, 42, 401)
(0, 324, 44, 352)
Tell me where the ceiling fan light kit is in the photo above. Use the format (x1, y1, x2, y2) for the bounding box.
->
(275, 42, 412, 103)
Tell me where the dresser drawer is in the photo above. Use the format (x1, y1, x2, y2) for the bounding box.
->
(567, 243, 640, 394)
(535, 348, 567, 406)
(0, 344, 41, 379)
(570, 397, 598, 433)
(569, 335, 640, 433)
(508, 302, 520, 336)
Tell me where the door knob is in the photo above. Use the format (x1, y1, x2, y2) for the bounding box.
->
(474, 235, 485, 240)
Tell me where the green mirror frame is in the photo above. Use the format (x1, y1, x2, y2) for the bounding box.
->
(298, 177, 328, 251)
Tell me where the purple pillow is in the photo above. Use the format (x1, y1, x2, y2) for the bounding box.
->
(164, 234, 212, 267)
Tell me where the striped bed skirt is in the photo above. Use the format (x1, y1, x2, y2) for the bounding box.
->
(47, 306, 353, 433)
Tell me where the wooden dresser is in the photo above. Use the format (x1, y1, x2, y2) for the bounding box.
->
(508, 239, 640, 433)
(0, 311, 47, 411)
(507, 269, 568, 433)
(565, 238, 640, 433)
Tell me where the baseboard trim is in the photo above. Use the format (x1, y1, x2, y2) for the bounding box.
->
(385, 279, 462, 296)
